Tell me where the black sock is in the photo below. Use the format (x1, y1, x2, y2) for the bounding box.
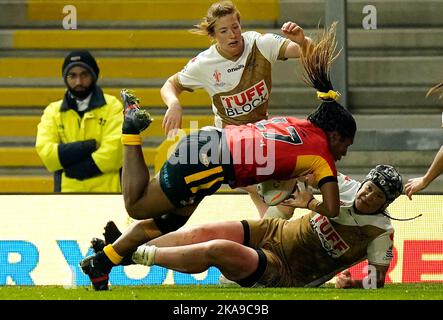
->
(96, 251, 115, 273)
(121, 253, 135, 266)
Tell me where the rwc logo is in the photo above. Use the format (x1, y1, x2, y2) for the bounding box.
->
(220, 80, 269, 118)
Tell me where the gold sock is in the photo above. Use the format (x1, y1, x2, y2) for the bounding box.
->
(121, 134, 142, 145)
(103, 244, 123, 265)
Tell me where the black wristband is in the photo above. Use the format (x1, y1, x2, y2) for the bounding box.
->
(306, 197, 316, 210)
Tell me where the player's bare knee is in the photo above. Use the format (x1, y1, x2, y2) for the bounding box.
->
(124, 201, 154, 220)
(125, 206, 145, 220)
(204, 240, 231, 263)
(123, 200, 140, 219)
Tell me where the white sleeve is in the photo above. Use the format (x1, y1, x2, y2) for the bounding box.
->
(256, 33, 288, 63)
(367, 230, 394, 266)
(177, 57, 204, 91)
(337, 172, 361, 203)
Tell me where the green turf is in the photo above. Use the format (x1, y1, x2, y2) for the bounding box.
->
(0, 283, 442, 300)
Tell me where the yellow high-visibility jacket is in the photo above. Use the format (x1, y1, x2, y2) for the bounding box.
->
(36, 87, 123, 192)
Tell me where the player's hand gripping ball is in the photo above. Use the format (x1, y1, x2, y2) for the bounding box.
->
(256, 179, 298, 206)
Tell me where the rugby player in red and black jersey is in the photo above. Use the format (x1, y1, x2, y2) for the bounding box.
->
(80, 23, 357, 291)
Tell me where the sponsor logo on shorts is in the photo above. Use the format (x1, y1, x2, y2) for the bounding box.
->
(310, 214, 350, 258)
(220, 80, 269, 118)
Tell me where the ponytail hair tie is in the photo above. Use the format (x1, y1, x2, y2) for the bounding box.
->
(317, 90, 341, 101)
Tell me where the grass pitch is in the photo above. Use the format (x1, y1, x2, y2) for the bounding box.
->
(0, 283, 442, 300)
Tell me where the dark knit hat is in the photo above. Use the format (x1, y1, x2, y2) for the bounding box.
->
(62, 50, 99, 81)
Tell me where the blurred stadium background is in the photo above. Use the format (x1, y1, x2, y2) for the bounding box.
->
(0, 0, 442, 292)
(0, 0, 442, 192)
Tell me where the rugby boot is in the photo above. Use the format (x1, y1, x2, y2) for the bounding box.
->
(90, 221, 133, 266)
(80, 252, 112, 291)
(120, 88, 153, 134)
(90, 237, 105, 253)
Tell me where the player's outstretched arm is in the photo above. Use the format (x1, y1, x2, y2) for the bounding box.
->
(281, 21, 314, 58)
(335, 264, 388, 289)
(160, 75, 184, 138)
(405, 145, 443, 199)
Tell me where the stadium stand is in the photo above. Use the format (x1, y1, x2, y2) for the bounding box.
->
(0, 0, 441, 193)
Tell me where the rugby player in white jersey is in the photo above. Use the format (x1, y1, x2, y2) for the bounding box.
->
(160, 0, 314, 215)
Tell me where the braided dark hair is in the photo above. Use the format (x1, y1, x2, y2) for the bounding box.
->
(301, 22, 356, 139)
(307, 102, 356, 139)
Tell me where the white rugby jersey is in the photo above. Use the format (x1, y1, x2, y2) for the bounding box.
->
(175, 31, 290, 128)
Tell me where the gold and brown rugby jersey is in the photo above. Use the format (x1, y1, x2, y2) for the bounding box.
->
(248, 174, 395, 287)
(174, 31, 290, 128)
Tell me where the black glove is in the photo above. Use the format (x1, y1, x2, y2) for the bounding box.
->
(64, 155, 102, 180)
(58, 139, 97, 168)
